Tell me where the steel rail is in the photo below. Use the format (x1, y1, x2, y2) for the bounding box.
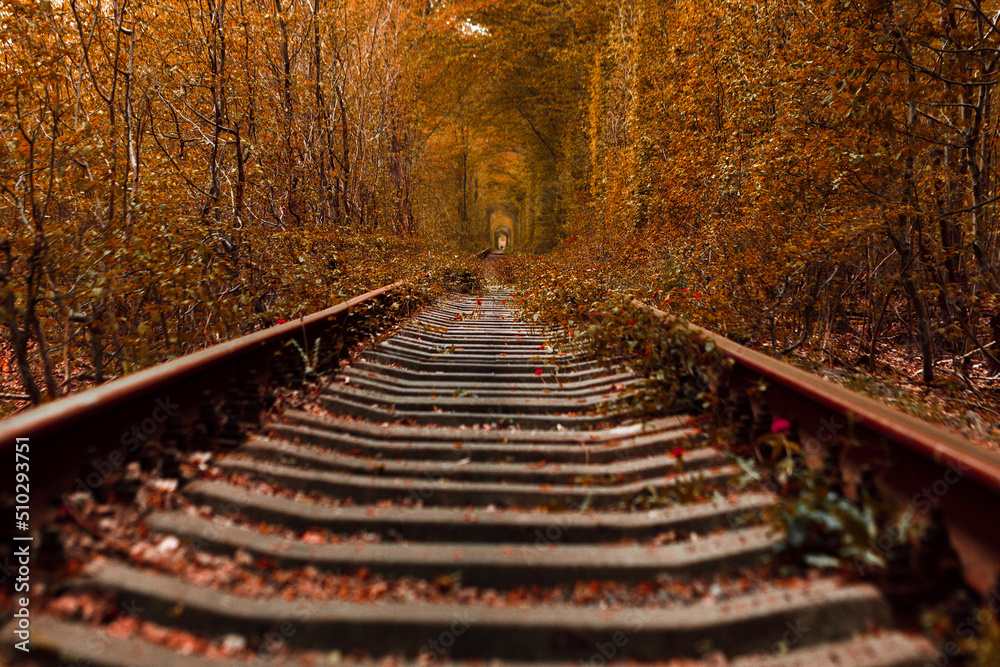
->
(0, 282, 403, 508)
(636, 299, 1000, 595)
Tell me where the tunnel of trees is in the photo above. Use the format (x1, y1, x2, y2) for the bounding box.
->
(2, 0, 1000, 409)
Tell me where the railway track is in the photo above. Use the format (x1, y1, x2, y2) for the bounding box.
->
(2, 282, 998, 665)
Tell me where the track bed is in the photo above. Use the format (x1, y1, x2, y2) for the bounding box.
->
(1, 289, 942, 665)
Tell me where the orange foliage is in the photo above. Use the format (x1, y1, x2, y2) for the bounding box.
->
(0, 0, 440, 407)
(550, 0, 1000, 388)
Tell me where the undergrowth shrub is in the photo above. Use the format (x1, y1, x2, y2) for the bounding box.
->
(501, 255, 730, 417)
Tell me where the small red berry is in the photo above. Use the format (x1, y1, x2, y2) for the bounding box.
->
(771, 418, 792, 434)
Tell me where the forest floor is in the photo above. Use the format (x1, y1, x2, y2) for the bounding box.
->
(780, 335, 1000, 451)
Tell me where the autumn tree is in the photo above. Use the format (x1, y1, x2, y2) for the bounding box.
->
(0, 0, 425, 409)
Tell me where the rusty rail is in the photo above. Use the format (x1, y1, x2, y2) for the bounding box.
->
(637, 300, 1000, 595)
(0, 282, 404, 509)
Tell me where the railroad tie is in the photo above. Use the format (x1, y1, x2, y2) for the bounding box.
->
(4, 288, 940, 665)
